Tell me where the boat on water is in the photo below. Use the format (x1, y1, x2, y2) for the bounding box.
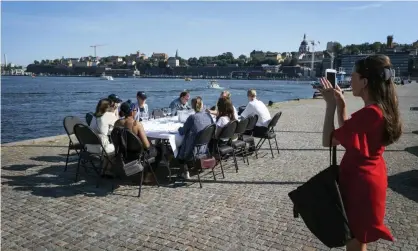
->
(100, 73, 114, 81)
(184, 77, 192, 81)
(207, 80, 223, 89)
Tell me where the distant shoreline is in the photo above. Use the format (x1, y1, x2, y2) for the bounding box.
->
(1, 74, 313, 82)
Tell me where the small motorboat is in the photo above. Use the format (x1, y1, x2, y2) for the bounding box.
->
(184, 77, 192, 81)
(100, 73, 114, 81)
(207, 80, 223, 89)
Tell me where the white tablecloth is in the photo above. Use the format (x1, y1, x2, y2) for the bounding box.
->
(141, 116, 185, 156)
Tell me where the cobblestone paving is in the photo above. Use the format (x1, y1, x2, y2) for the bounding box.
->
(2, 84, 418, 251)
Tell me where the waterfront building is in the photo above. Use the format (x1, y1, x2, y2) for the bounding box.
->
(387, 52, 410, 77)
(151, 53, 168, 62)
(167, 57, 179, 68)
(340, 54, 371, 75)
(261, 64, 280, 73)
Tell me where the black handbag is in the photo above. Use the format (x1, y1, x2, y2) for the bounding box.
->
(288, 144, 352, 248)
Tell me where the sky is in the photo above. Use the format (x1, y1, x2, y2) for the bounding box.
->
(1, 1, 417, 66)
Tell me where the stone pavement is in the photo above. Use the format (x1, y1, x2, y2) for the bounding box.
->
(2, 84, 418, 251)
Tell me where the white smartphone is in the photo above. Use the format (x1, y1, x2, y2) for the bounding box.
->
(325, 69, 337, 89)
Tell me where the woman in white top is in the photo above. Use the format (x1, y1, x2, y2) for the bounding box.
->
(135, 91, 149, 121)
(215, 97, 236, 140)
(207, 90, 239, 119)
(89, 98, 118, 154)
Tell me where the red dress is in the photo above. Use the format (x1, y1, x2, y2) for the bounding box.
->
(333, 104, 394, 243)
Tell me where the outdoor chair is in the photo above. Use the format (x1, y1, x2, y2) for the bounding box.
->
(85, 112, 94, 126)
(63, 116, 85, 172)
(110, 127, 160, 197)
(73, 123, 115, 188)
(238, 105, 247, 116)
(151, 108, 165, 119)
(239, 115, 258, 156)
(212, 120, 239, 176)
(254, 112, 282, 159)
(191, 124, 216, 188)
(231, 117, 250, 165)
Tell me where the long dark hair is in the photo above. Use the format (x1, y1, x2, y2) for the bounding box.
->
(94, 99, 111, 117)
(216, 97, 235, 122)
(354, 54, 402, 145)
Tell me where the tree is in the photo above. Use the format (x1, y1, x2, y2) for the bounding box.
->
(187, 57, 198, 66)
(332, 42, 343, 54)
(158, 60, 167, 68)
(34, 60, 40, 65)
(238, 54, 247, 62)
(371, 42, 382, 53)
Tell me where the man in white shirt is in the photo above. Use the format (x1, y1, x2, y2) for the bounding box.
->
(240, 89, 272, 137)
(134, 91, 149, 121)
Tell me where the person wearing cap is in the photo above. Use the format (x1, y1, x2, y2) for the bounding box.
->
(169, 91, 191, 115)
(134, 91, 149, 121)
(114, 102, 151, 150)
(108, 94, 123, 118)
(114, 101, 158, 183)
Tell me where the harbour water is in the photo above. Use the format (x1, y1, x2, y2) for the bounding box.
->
(1, 76, 314, 143)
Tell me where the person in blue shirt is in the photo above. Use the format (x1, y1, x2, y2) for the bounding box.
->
(177, 96, 214, 179)
(169, 91, 191, 115)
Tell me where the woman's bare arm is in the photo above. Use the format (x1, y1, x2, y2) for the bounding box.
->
(336, 105, 348, 128)
(135, 122, 151, 149)
(322, 104, 336, 147)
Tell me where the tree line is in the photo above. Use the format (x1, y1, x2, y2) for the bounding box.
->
(31, 40, 418, 69)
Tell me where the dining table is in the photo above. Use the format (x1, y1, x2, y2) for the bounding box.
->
(141, 112, 218, 156)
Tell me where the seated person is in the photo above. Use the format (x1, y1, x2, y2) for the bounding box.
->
(169, 91, 191, 115)
(208, 97, 237, 152)
(108, 94, 123, 119)
(177, 96, 214, 179)
(114, 102, 158, 183)
(240, 89, 272, 137)
(89, 98, 118, 154)
(207, 90, 239, 119)
(134, 91, 149, 121)
(114, 102, 153, 151)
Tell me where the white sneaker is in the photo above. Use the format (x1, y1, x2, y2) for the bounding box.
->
(182, 171, 190, 180)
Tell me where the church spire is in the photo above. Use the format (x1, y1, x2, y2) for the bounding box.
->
(303, 33, 306, 40)
(175, 49, 178, 59)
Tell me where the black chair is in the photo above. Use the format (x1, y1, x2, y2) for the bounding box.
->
(85, 112, 94, 126)
(231, 118, 250, 165)
(254, 112, 282, 158)
(213, 120, 239, 176)
(238, 105, 247, 116)
(191, 124, 216, 188)
(239, 115, 258, 154)
(111, 127, 160, 197)
(73, 123, 114, 187)
(152, 108, 165, 119)
(63, 116, 85, 172)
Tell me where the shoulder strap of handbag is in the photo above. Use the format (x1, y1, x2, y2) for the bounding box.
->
(329, 134, 337, 166)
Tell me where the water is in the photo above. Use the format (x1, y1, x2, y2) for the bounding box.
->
(1, 76, 313, 143)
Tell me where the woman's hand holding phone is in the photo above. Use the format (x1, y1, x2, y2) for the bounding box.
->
(319, 77, 345, 108)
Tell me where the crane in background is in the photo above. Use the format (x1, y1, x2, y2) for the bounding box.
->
(309, 40, 320, 77)
(90, 44, 106, 58)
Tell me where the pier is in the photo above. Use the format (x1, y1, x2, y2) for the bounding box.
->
(1, 84, 418, 250)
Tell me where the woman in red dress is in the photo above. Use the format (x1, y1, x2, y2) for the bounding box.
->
(320, 55, 402, 251)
